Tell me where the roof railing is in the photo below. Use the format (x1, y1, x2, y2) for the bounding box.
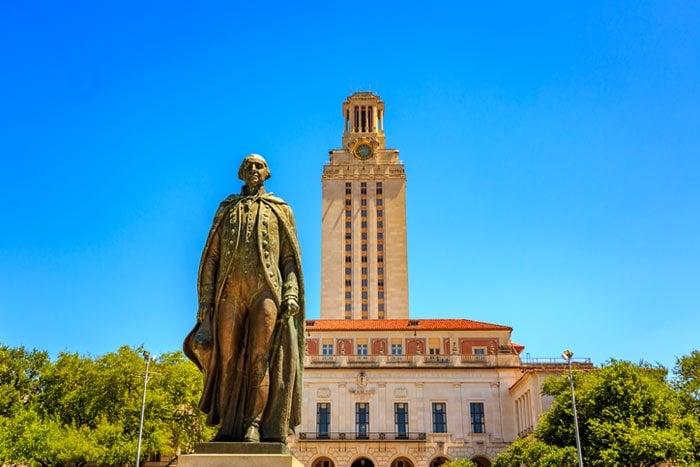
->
(298, 431, 427, 441)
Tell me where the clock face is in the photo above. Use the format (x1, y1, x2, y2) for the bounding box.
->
(354, 143, 373, 160)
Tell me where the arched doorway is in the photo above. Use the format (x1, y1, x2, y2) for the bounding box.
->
(430, 457, 450, 467)
(390, 457, 414, 467)
(312, 457, 335, 467)
(471, 456, 491, 467)
(350, 457, 375, 467)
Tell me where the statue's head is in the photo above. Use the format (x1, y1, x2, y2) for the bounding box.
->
(238, 154, 271, 189)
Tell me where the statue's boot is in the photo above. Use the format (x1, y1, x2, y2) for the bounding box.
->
(244, 423, 261, 442)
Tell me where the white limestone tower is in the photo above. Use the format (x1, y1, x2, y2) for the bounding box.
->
(320, 92, 409, 320)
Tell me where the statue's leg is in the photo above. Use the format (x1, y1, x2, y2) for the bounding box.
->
(243, 288, 277, 441)
(215, 293, 246, 440)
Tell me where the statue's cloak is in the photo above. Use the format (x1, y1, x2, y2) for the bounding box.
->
(183, 193, 305, 441)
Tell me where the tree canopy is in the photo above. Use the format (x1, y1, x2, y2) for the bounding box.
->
(495, 356, 700, 467)
(0, 343, 214, 466)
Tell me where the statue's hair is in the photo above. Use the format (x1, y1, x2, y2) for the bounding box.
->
(238, 153, 272, 181)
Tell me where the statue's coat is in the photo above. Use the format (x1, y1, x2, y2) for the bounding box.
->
(183, 192, 305, 441)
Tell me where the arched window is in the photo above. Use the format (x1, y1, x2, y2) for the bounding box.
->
(391, 456, 414, 467)
(312, 458, 335, 467)
(350, 457, 375, 467)
(430, 457, 450, 467)
(471, 456, 492, 467)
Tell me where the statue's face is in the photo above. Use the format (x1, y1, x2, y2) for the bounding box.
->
(242, 158, 269, 190)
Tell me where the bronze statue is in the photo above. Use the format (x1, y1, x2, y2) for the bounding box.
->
(184, 154, 304, 443)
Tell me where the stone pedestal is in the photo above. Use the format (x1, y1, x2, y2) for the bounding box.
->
(178, 442, 304, 467)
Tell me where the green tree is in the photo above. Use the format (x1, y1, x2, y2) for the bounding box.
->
(673, 350, 700, 418)
(442, 459, 478, 467)
(495, 358, 700, 467)
(494, 437, 577, 467)
(0, 342, 213, 465)
(149, 351, 214, 454)
(0, 344, 48, 417)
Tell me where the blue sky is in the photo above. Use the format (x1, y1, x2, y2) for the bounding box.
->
(1, 1, 698, 371)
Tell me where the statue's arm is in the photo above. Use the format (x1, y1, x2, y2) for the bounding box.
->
(280, 207, 300, 317)
(198, 225, 221, 321)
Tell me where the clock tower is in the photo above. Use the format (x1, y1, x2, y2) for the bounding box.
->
(320, 92, 409, 320)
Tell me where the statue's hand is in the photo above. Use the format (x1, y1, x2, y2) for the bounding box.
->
(281, 297, 299, 321)
(197, 303, 213, 322)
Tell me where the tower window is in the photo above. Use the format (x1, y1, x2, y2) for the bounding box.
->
(432, 403, 447, 433)
(322, 342, 333, 355)
(470, 402, 485, 433)
(356, 403, 369, 439)
(317, 403, 331, 438)
(395, 403, 408, 438)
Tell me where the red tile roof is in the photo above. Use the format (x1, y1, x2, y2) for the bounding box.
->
(305, 319, 512, 332)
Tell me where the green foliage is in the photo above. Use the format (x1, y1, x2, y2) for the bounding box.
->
(0, 343, 214, 465)
(673, 350, 700, 417)
(0, 344, 48, 417)
(493, 437, 578, 467)
(495, 357, 700, 467)
(442, 459, 478, 467)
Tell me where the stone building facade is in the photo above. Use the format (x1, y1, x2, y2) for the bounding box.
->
(289, 93, 591, 467)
